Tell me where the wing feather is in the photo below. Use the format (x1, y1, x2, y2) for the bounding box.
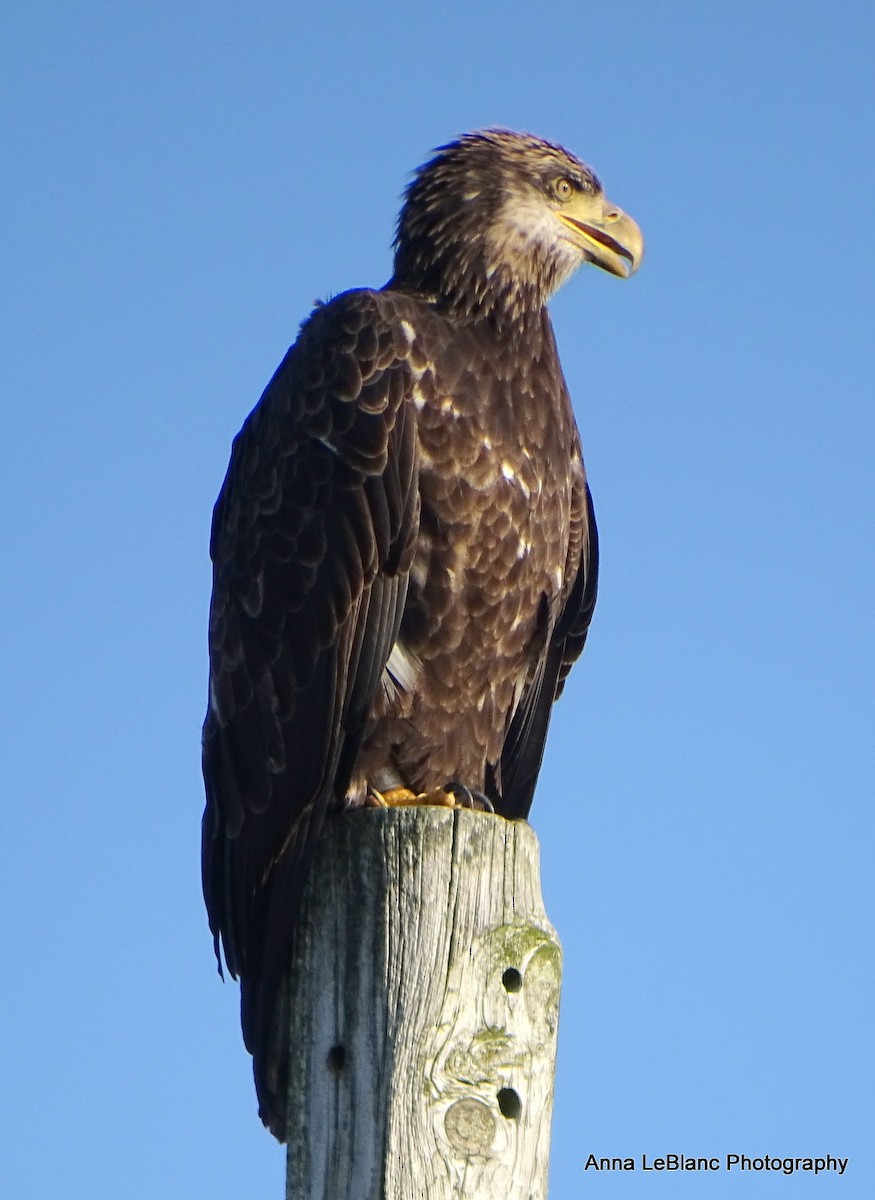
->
(495, 481, 598, 818)
(201, 289, 419, 1134)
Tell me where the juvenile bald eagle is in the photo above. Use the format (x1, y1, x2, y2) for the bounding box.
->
(202, 129, 643, 1137)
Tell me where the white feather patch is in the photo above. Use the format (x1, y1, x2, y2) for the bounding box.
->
(385, 639, 421, 695)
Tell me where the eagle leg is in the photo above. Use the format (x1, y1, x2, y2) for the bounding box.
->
(366, 783, 493, 813)
(366, 785, 455, 808)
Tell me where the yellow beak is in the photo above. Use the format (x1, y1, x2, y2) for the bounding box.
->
(558, 195, 644, 278)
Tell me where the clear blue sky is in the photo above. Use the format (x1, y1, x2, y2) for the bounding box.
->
(3, 2, 873, 1197)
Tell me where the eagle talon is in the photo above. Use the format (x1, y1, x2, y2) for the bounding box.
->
(442, 781, 495, 814)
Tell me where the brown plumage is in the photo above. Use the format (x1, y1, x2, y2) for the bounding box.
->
(202, 129, 643, 1137)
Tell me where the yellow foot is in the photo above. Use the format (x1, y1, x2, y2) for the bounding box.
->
(366, 785, 456, 809)
(366, 782, 494, 813)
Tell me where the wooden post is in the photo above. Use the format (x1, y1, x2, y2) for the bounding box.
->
(284, 806, 562, 1199)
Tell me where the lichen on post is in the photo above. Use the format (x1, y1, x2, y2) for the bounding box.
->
(284, 806, 562, 1200)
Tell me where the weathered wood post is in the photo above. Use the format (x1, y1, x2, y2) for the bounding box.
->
(284, 806, 562, 1199)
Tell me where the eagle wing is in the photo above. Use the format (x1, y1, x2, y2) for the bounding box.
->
(201, 290, 419, 1127)
(494, 480, 598, 818)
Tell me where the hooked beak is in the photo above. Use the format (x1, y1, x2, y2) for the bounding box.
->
(558, 195, 644, 278)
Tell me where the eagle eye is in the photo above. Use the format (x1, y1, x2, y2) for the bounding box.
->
(553, 177, 574, 202)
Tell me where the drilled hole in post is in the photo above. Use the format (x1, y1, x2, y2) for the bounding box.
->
(497, 1087, 522, 1120)
(327, 1044, 346, 1073)
(502, 966, 523, 993)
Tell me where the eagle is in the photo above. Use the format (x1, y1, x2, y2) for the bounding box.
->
(202, 128, 643, 1138)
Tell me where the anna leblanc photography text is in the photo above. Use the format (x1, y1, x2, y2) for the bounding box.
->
(584, 1153, 848, 1177)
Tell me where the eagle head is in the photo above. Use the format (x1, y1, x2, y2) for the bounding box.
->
(391, 128, 643, 322)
